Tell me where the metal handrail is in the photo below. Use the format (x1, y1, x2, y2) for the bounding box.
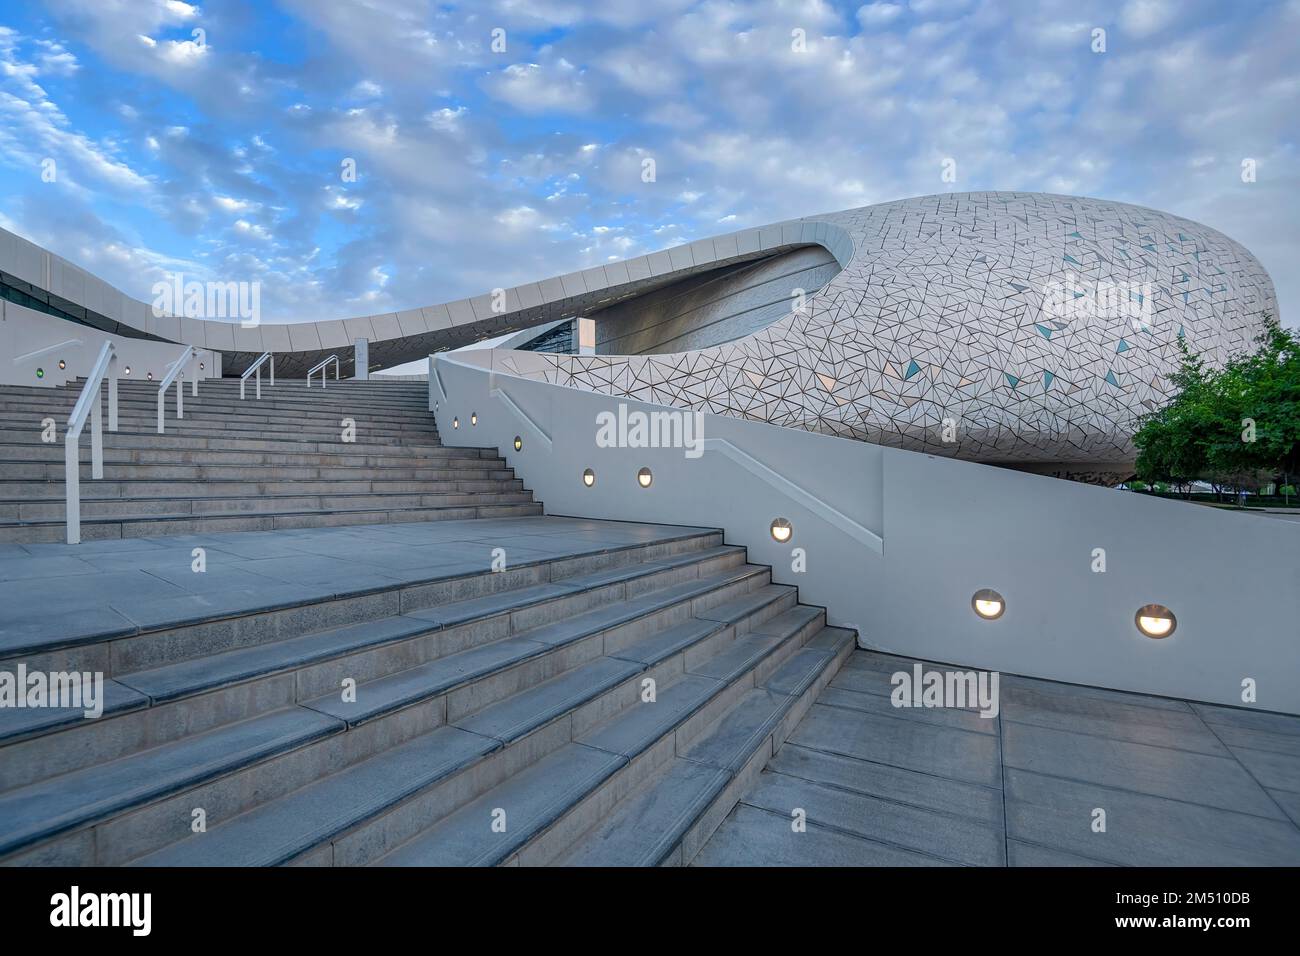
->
(307, 354, 340, 388)
(65, 340, 118, 544)
(240, 351, 274, 399)
(157, 345, 198, 433)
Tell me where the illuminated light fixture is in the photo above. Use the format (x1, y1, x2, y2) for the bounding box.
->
(637, 467, 653, 488)
(470, 412, 477, 426)
(58, 360, 66, 370)
(1135, 604, 1176, 639)
(770, 517, 793, 543)
(452, 417, 459, 429)
(513, 435, 522, 452)
(199, 362, 205, 370)
(971, 588, 1005, 620)
(36, 367, 44, 379)
(124, 366, 131, 375)
(147, 371, 154, 381)
(582, 468, 595, 487)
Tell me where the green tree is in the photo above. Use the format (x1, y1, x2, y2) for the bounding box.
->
(1134, 314, 1299, 497)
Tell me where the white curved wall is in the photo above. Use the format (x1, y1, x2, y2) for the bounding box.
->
(433, 347, 1300, 715)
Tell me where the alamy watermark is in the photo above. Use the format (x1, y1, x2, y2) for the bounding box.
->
(1040, 272, 1154, 329)
(151, 272, 262, 328)
(891, 662, 1000, 718)
(595, 402, 703, 459)
(0, 665, 104, 719)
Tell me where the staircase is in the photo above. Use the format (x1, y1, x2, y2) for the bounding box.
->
(0, 376, 854, 866)
(0, 378, 536, 543)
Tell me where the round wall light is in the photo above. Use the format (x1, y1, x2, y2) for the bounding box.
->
(124, 366, 131, 376)
(58, 360, 66, 370)
(770, 518, 793, 543)
(147, 371, 154, 381)
(36, 367, 44, 379)
(452, 417, 459, 429)
(971, 588, 1005, 620)
(582, 468, 595, 487)
(199, 362, 205, 371)
(637, 467, 653, 488)
(1135, 604, 1176, 639)
(470, 412, 478, 426)
(513, 436, 523, 451)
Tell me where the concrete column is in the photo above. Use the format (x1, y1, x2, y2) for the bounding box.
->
(577, 318, 595, 356)
(353, 338, 369, 379)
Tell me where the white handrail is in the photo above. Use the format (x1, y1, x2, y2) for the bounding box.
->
(65, 340, 118, 544)
(307, 354, 340, 388)
(157, 345, 198, 433)
(240, 351, 274, 399)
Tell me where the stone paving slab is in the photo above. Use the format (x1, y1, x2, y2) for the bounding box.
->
(696, 649, 1300, 866)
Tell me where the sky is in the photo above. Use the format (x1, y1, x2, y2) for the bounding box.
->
(0, 0, 1296, 328)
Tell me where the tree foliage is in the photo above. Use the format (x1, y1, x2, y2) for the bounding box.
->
(1133, 314, 1300, 491)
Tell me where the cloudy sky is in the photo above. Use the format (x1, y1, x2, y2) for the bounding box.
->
(0, 0, 1296, 326)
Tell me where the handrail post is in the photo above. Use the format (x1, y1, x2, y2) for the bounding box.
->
(191, 353, 198, 396)
(157, 387, 164, 433)
(108, 361, 118, 431)
(65, 436, 80, 545)
(270, 356, 275, 387)
(91, 385, 103, 481)
(256, 365, 262, 399)
(176, 375, 184, 419)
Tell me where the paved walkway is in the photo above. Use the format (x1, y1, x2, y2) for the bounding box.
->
(0, 516, 714, 658)
(696, 649, 1300, 866)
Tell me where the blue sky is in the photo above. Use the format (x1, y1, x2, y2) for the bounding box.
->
(0, 0, 1296, 325)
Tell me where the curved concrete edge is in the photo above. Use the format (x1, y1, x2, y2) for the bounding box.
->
(0, 217, 851, 375)
(433, 347, 1300, 715)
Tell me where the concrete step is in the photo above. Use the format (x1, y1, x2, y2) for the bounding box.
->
(0, 477, 526, 499)
(0, 530, 748, 868)
(556, 626, 857, 866)
(0, 500, 545, 543)
(0, 530, 730, 765)
(0, 707, 343, 860)
(0, 462, 517, 481)
(2, 489, 535, 520)
(371, 607, 833, 867)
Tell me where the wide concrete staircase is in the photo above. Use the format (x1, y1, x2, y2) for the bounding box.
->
(0, 522, 853, 866)
(0, 378, 536, 543)
(0, 375, 855, 865)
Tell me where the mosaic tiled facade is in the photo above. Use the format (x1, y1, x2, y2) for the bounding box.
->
(495, 192, 1277, 476)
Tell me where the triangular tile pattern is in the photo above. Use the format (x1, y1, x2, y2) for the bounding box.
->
(513, 191, 1275, 474)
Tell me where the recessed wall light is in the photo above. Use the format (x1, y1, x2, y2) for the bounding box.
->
(452, 417, 459, 429)
(471, 412, 477, 425)
(637, 467, 653, 488)
(147, 371, 154, 381)
(770, 518, 792, 543)
(513, 436, 522, 451)
(971, 588, 1005, 620)
(1135, 604, 1176, 639)
(36, 367, 44, 379)
(124, 366, 131, 375)
(582, 468, 595, 487)
(58, 360, 66, 370)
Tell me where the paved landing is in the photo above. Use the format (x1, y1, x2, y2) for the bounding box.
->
(0, 516, 715, 656)
(695, 649, 1300, 866)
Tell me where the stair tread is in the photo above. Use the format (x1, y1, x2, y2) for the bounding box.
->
(763, 645, 835, 698)
(681, 688, 791, 773)
(578, 674, 721, 760)
(131, 725, 500, 866)
(455, 657, 644, 743)
(120, 615, 440, 703)
(302, 637, 550, 726)
(560, 758, 729, 867)
(695, 583, 794, 624)
(0, 679, 149, 746)
(0, 707, 342, 857)
(377, 742, 625, 866)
